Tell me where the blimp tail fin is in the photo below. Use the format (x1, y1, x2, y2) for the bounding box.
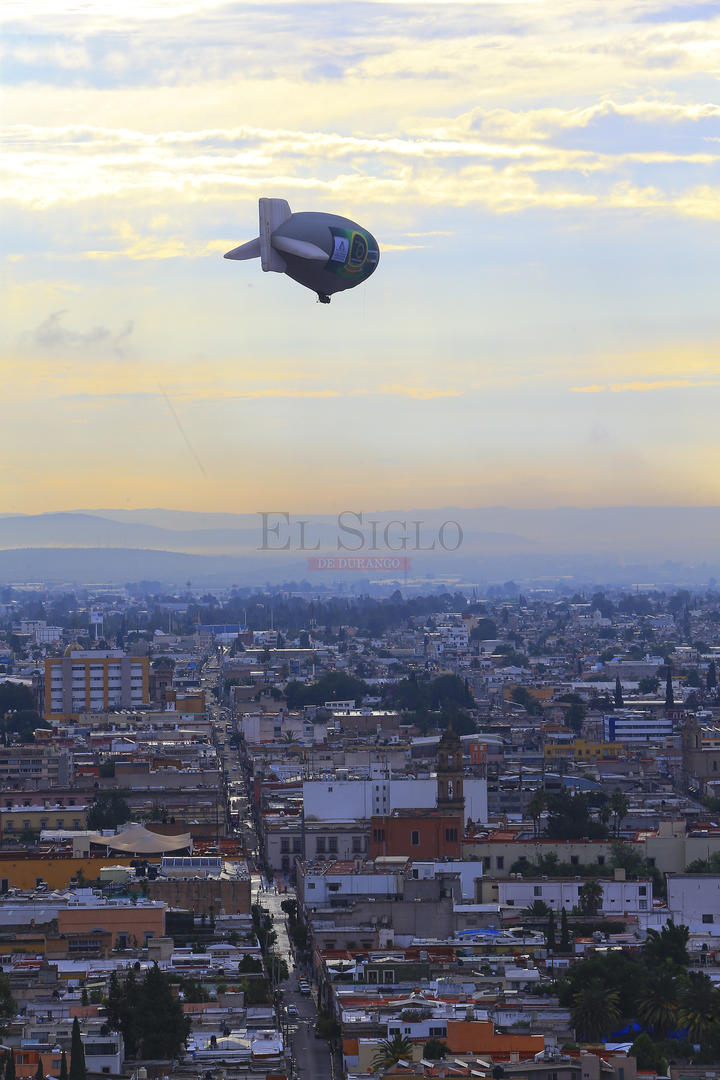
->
(224, 238, 261, 261)
(259, 197, 292, 272)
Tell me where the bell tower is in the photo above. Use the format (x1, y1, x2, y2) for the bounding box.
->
(436, 721, 465, 814)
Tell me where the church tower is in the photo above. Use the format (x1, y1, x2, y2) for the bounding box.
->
(436, 722, 465, 815)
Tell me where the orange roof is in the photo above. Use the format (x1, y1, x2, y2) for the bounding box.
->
(343, 1039, 359, 1055)
(445, 1020, 545, 1057)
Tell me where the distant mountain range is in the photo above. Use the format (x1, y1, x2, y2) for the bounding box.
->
(0, 507, 719, 588)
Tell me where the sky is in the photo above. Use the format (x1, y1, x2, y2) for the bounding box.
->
(3, 0, 720, 517)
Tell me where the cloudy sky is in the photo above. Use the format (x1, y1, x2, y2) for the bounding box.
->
(3, 0, 720, 516)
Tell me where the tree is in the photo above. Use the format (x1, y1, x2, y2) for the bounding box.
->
(59, 1053, 68, 1080)
(560, 907, 571, 952)
(86, 791, 132, 830)
(5, 1053, 16, 1080)
(34, 1061, 43, 1080)
(629, 1032, 667, 1075)
(577, 880, 603, 917)
(707, 660, 717, 693)
(571, 980, 620, 1042)
(638, 966, 681, 1037)
(614, 676, 624, 708)
(638, 676, 659, 694)
(371, 1034, 415, 1072)
(69, 1018, 86, 1080)
(524, 899, 550, 917)
(526, 789, 546, 838)
(609, 791, 629, 837)
(678, 971, 720, 1044)
(665, 667, 675, 707)
(644, 921, 690, 967)
(423, 1038, 448, 1060)
(135, 965, 189, 1059)
(0, 971, 16, 1027)
(546, 909, 556, 952)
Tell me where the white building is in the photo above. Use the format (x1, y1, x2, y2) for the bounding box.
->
(303, 775, 488, 823)
(602, 711, 674, 743)
(667, 874, 720, 937)
(496, 875, 653, 915)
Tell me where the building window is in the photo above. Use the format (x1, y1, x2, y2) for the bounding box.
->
(534, 885, 542, 897)
(352, 836, 362, 853)
(444, 828, 458, 843)
(570, 855, 579, 866)
(328, 836, 338, 853)
(280, 839, 290, 854)
(316, 837, 326, 853)
(597, 855, 605, 866)
(703, 914, 714, 924)
(639, 885, 647, 896)
(373, 828, 385, 843)
(496, 856, 504, 870)
(411, 830, 420, 846)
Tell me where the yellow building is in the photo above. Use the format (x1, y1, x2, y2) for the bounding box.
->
(1, 804, 89, 841)
(45, 648, 149, 720)
(0, 854, 135, 891)
(544, 738, 624, 762)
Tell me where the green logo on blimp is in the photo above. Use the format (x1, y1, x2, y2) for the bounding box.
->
(327, 227, 379, 278)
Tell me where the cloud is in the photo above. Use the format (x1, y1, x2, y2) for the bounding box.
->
(29, 310, 134, 354)
(572, 377, 720, 392)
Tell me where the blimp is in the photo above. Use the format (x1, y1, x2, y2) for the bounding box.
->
(224, 197, 380, 303)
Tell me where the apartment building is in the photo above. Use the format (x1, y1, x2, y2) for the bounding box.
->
(44, 649, 149, 720)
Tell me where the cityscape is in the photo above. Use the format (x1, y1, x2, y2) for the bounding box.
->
(5, 0, 720, 1079)
(2, 582, 720, 1080)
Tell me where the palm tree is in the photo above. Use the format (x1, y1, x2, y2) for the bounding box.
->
(637, 966, 680, 1037)
(577, 879, 604, 917)
(571, 980, 620, 1042)
(524, 899, 550, 917)
(678, 971, 720, 1044)
(644, 921, 690, 967)
(371, 1034, 415, 1072)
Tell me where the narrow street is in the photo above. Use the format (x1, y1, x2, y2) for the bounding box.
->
(253, 876, 335, 1080)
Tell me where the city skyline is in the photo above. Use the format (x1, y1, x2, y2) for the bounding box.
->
(3, 0, 720, 513)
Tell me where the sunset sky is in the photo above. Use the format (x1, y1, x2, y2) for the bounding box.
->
(3, 0, 720, 516)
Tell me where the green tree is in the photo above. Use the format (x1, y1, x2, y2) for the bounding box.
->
(571, 980, 620, 1042)
(678, 971, 720, 1044)
(629, 1032, 667, 1075)
(59, 1053, 68, 1080)
(614, 676, 624, 708)
(577, 880, 604, 917)
(87, 791, 132, 830)
(638, 676, 659, 694)
(560, 907, 571, 952)
(34, 1060, 43, 1080)
(423, 1038, 448, 1060)
(5, 1053, 16, 1080)
(665, 667, 674, 707)
(638, 966, 681, 1037)
(69, 1018, 87, 1080)
(135, 965, 189, 1059)
(524, 899, 550, 917)
(526, 789, 546, 838)
(371, 1034, 415, 1072)
(644, 921, 690, 968)
(609, 791, 629, 837)
(707, 660, 717, 693)
(0, 971, 16, 1027)
(546, 909, 556, 952)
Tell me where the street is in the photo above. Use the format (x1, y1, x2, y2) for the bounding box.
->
(253, 876, 335, 1080)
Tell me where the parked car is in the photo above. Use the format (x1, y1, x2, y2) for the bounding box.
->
(299, 981, 311, 995)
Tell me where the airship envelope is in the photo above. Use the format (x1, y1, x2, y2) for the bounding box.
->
(224, 198, 380, 303)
